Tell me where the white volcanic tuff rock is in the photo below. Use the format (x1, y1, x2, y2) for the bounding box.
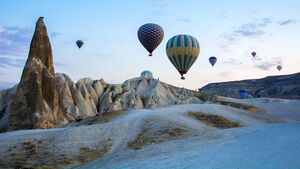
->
(97, 85, 125, 113)
(60, 83, 80, 120)
(74, 89, 97, 118)
(55, 73, 99, 119)
(87, 85, 98, 105)
(114, 88, 144, 110)
(77, 83, 98, 116)
(122, 77, 202, 106)
(76, 77, 94, 87)
(76, 76, 203, 113)
(93, 80, 104, 98)
(1, 73, 204, 127)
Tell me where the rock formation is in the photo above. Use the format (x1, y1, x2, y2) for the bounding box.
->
(1, 70, 211, 130)
(0, 85, 17, 132)
(8, 17, 69, 130)
(201, 72, 300, 99)
(56, 75, 205, 119)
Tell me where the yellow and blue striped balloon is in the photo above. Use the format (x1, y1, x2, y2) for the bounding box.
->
(166, 34, 200, 80)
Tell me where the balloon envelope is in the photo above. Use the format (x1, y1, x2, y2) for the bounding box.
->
(138, 23, 164, 56)
(166, 34, 200, 80)
(141, 70, 153, 79)
(239, 89, 247, 94)
(209, 56, 217, 66)
(251, 51, 256, 57)
(76, 40, 84, 49)
(277, 65, 282, 71)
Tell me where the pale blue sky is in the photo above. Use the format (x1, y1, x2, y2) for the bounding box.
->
(0, 0, 299, 90)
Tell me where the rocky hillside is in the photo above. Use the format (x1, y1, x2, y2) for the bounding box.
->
(55, 73, 208, 120)
(200, 72, 300, 99)
(0, 73, 212, 132)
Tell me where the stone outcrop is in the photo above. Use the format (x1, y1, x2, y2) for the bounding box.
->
(201, 72, 300, 99)
(1, 71, 211, 131)
(0, 85, 17, 132)
(56, 75, 205, 119)
(96, 77, 204, 113)
(8, 17, 69, 130)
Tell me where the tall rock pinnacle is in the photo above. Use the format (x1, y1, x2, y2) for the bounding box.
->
(8, 17, 69, 130)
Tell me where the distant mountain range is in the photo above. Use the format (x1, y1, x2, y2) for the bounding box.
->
(201, 72, 300, 99)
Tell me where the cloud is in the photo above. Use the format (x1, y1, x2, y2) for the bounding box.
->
(221, 11, 228, 18)
(278, 19, 296, 26)
(152, 0, 168, 16)
(259, 18, 272, 27)
(50, 32, 60, 38)
(254, 57, 282, 71)
(222, 58, 243, 65)
(234, 30, 265, 37)
(90, 53, 113, 57)
(0, 56, 25, 68)
(176, 18, 192, 23)
(219, 18, 272, 50)
(254, 62, 274, 71)
(217, 71, 233, 77)
(0, 26, 32, 56)
(233, 18, 271, 38)
(0, 57, 65, 69)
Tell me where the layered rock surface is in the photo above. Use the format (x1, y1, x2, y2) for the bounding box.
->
(56, 75, 206, 119)
(7, 17, 69, 131)
(1, 71, 209, 131)
(201, 72, 300, 99)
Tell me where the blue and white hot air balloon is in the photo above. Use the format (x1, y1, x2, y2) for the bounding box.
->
(209, 56, 217, 66)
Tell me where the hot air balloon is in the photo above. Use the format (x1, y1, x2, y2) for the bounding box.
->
(277, 65, 282, 71)
(251, 51, 256, 58)
(166, 34, 200, 80)
(239, 89, 247, 94)
(209, 56, 217, 66)
(141, 70, 153, 79)
(138, 23, 164, 56)
(76, 40, 84, 49)
(239, 89, 247, 99)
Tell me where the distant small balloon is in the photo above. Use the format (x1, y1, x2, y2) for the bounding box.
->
(76, 40, 84, 49)
(277, 65, 282, 71)
(209, 56, 217, 66)
(239, 89, 247, 94)
(251, 51, 256, 58)
(141, 70, 153, 79)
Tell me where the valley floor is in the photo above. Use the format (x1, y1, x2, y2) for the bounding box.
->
(0, 97, 299, 169)
(78, 123, 300, 169)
